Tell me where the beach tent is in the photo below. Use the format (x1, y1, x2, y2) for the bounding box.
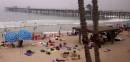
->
(18, 28, 32, 40)
(4, 32, 18, 43)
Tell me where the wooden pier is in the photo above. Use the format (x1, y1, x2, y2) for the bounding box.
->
(5, 7, 130, 19)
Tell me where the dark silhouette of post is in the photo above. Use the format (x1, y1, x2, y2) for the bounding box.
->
(78, 0, 92, 62)
(92, 0, 101, 62)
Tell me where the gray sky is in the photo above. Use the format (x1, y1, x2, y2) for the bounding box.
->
(0, 0, 130, 11)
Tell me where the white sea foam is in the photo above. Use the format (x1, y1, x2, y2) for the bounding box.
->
(0, 18, 129, 33)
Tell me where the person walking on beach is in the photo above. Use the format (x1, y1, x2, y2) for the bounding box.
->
(101, 32, 107, 44)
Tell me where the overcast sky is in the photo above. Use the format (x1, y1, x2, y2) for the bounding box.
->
(0, 0, 130, 11)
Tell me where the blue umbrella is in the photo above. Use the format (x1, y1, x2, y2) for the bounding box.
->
(4, 32, 18, 43)
(18, 28, 32, 40)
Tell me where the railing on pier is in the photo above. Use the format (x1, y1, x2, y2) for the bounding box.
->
(5, 7, 130, 19)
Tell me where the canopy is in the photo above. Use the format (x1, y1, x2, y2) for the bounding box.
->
(127, 23, 130, 28)
(18, 28, 32, 40)
(72, 26, 119, 33)
(4, 32, 18, 42)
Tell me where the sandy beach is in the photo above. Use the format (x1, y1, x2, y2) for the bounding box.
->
(0, 31, 130, 62)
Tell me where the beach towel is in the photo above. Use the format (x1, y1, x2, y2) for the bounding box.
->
(24, 50, 34, 56)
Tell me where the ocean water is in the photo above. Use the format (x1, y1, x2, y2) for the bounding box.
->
(0, 9, 81, 33)
(0, 9, 79, 22)
(0, 9, 129, 33)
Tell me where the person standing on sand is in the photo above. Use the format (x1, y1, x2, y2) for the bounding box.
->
(17, 40, 23, 48)
(58, 26, 61, 37)
(101, 32, 107, 44)
(126, 24, 130, 36)
(127, 29, 130, 36)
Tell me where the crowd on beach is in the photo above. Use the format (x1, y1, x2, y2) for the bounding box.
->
(0, 23, 130, 62)
(27, 32, 82, 62)
(0, 31, 82, 62)
(89, 24, 130, 48)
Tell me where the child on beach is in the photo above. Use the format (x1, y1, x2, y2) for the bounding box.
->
(71, 50, 80, 60)
(0, 41, 6, 47)
(63, 42, 67, 47)
(59, 43, 63, 48)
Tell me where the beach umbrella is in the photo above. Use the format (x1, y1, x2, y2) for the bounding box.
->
(18, 28, 32, 40)
(4, 32, 18, 43)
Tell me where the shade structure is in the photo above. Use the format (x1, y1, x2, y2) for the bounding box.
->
(18, 28, 32, 40)
(5, 32, 18, 43)
(127, 23, 130, 28)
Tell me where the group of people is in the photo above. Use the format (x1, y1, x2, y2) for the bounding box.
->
(0, 40, 24, 48)
(36, 35, 81, 62)
(99, 30, 119, 44)
(87, 29, 121, 48)
(0, 41, 15, 48)
(39, 38, 80, 55)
